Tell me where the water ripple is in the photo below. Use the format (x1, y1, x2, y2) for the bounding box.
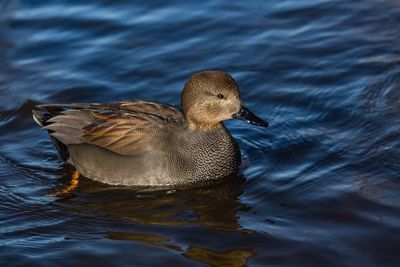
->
(0, 0, 400, 266)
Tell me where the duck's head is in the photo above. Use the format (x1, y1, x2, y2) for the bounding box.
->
(181, 70, 268, 131)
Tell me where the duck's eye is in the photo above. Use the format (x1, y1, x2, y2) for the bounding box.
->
(217, 94, 224, 99)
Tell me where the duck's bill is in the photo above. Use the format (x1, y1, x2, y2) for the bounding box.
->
(233, 105, 269, 127)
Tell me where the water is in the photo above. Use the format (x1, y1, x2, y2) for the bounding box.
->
(1, 0, 399, 266)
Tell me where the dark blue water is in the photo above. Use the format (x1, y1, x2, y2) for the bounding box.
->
(1, 0, 400, 266)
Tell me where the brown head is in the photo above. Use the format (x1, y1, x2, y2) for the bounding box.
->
(181, 70, 268, 131)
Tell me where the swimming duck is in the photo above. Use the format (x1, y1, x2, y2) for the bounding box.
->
(33, 71, 268, 188)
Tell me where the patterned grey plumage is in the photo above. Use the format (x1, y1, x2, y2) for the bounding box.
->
(32, 71, 267, 188)
(67, 126, 240, 186)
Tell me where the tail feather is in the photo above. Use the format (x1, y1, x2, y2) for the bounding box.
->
(32, 105, 66, 127)
(32, 105, 72, 161)
(32, 108, 47, 127)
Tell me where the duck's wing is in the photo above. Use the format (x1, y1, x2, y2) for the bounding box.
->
(33, 101, 186, 156)
(113, 100, 186, 125)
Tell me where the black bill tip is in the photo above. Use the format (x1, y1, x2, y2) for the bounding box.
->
(233, 105, 269, 128)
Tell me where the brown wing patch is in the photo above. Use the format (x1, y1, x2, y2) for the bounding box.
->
(117, 100, 185, 125)
(37, 100, 185, 156)
(81, 110, 163, 155)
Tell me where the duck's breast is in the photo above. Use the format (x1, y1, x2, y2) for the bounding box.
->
(165, 127, 241, 184)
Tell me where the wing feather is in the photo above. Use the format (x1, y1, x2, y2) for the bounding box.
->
(34, 100, 185, 156)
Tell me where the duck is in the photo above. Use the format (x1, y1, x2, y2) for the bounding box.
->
(32, 71, 268, 188)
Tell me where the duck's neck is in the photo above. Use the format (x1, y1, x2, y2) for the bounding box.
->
(187, 121, 225, 131)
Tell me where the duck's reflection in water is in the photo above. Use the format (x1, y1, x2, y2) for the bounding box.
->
(53, 171, 254, 266)
(184, 246, 255, 267)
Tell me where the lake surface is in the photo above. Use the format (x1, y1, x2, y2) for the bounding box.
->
(1, 0, 399, 266)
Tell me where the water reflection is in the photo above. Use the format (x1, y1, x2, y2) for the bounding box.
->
(107, 232, 255, 266)
(50, 171, 253, 265)
(53, 170, 246, 232)
(184, 246, 254, 267)
(107, 231, 182, 252)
